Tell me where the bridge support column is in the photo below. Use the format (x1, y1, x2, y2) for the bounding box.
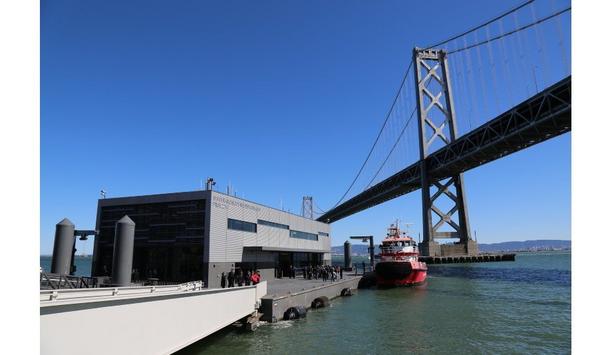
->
(413, 47, 478, 256)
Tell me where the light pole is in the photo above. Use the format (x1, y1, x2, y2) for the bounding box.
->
(350, 235, 374, 269)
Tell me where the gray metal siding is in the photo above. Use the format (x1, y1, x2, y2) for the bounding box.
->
(209, 192, 331, 263)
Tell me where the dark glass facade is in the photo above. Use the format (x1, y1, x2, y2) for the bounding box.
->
(93, 199, 206, 283)
(227, 218, 257, 233)
(257, 219, 290, 230)
(290, 230, 319, 241)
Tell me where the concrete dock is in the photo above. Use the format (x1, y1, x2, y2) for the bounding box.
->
(419, 253, 516, 264)
(260, 276, 361, 322)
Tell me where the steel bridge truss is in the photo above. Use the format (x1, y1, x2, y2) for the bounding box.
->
(317, 75, 571, 225)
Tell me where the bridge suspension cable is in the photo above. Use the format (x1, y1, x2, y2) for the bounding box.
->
(328, 59, 414, 210)
(365, 107, 417, 189)
(447, 6, 571, 55)
(425, 0, 536, 49)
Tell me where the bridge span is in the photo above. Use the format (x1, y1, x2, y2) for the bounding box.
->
(318, 76, 570, 224)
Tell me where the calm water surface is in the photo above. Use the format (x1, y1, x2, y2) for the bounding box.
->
(40, 252, 570, 354)
(40, 255, 92, 277)
(179, 252, 570, 354)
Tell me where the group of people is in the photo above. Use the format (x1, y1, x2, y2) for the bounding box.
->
(220, 268, 261, 288)
(304, 265, 343, 281)
(278, 265, 343, 282)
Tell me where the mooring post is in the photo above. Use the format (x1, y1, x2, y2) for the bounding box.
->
(51, 218, 76, 275)
(111, 215, 136, 286)
(343, 241, 352, 269)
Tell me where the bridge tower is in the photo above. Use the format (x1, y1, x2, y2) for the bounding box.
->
(413, 48, 478, 256)
(302, 196, 314, 220)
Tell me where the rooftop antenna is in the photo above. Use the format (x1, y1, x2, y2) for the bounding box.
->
(404, 222, 414, 235)
(100, 189, 106, 199)
(205, 177, 216, 191)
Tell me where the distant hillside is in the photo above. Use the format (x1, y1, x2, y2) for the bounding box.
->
(477, 239, 570, 252)
(332, 239, 570, 255)
(332, 244, 380, 255)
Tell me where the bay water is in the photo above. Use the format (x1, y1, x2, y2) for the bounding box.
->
(180, 252, 570, 354)
(40, 252, 570, 354)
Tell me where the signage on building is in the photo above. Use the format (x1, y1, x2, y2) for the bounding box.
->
(212, 195, 261, 212)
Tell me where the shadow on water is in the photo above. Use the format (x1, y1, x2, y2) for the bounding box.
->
(428, 265, 570, 287)
(175, 324, 245, 354)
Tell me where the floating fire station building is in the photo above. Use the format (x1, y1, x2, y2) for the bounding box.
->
(91, 190, 331, 288)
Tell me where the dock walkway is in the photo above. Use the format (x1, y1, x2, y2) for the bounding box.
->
(260, 276, 361, 322)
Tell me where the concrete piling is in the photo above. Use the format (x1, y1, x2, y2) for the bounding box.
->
(111, 215, 136, 286)
(51, 218, 75, 275)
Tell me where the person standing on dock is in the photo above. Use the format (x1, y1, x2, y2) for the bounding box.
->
(228, 269, 235, 288)
(221, 272, 227, 288)
(244, 270, 251, 286)
(236, 269, 243, 286)
(251, 270, 261, 285)
(340, 267, 343, 279)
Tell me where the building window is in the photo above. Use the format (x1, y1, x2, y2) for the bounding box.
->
(318, 232, 329, 237)
(290, 230, 318, 241)
(228, 218, 257, 233)
(257, 219, 289, 230)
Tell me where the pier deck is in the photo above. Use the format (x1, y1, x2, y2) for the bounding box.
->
(260, 276, 361, 322)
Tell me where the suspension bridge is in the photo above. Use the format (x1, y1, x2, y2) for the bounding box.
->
(314, 0, 571, 256)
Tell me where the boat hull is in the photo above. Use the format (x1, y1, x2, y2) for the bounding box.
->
(375, 261, 427, 287)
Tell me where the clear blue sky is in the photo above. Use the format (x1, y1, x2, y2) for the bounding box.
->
(41, 0, 570, 255)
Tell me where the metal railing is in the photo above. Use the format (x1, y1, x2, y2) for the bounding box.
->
(40, 272, 98, 290)
(41, 280, 205, 304)
(353, 263, 374, 275)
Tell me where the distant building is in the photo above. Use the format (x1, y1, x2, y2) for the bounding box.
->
(91, 190, 331, 287)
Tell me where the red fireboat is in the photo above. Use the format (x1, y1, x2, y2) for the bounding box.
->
(375, 222, 428, 287)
